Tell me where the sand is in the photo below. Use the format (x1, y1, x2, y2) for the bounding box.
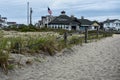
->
(0, 34, 120, 80)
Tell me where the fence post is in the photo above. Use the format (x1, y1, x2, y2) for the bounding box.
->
(64, 32, 67, 45)
(14, 42, 21, 54)
(85, 27, 88, 43)
(97, 26, 99, 38)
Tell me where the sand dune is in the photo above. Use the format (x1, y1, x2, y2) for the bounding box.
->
(0, 34, 120, 80)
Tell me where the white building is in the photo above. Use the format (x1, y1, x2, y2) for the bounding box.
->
(0, 15, 8, 28)
(103, 19, 120, 30)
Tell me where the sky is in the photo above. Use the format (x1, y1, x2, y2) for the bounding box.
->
(0, 0, 120, 24)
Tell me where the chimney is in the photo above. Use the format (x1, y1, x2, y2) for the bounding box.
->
(107, 18, 109, 21)
(71, 15, 74, 18)
(81, 16, 84, 19)
(61, 11, 66, 15)
(106, 18, 110, 23)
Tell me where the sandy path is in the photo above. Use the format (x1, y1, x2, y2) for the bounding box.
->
(1, 34, 120, 80)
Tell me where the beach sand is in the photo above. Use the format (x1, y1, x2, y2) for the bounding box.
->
(0, 34, 120, 80)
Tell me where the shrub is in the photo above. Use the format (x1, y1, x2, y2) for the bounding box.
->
(57, 39, 67, 51)
(0, 38, 10, 74)
(0, 50, 9, 74)
(8, 64, 15, 70)
(25, 36, 58, 55)
(69, 36, 83, 46)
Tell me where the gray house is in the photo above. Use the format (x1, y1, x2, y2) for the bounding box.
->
(79, 17, 92, 31)
(48, 11, 81, 31)
(79, 17, 100, 31)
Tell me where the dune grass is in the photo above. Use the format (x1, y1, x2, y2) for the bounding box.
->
(0, 38, 10, 74)
(0, 30, 113, 74)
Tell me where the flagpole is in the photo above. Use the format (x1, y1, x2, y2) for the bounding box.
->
(27, 2, 29, 25)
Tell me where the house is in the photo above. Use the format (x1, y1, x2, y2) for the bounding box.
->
(79, 16, 92, 31)
(37, 15, 56, 28)
(79, 17, 100, 31)
(0, 15, 8, 28)
(103, 19, 120, 30)
(91, 21, 100, 30)
(48, 11, 81, 31)
(7, 22, 16, 26)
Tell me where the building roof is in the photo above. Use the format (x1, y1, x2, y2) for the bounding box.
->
(103, 19, 120, 23)
(78, 19, 92, 25)
(92, 20, 100, 24)
(7, 22, 16, 24)
(7, 22, 16, 25)
(91, 21, 100, 27)
(49, 14, 80, 25)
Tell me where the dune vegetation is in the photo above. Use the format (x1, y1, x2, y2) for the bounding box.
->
(0, 27, 113, 74)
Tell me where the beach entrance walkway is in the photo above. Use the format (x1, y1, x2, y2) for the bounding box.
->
(1, 34, 120, 80)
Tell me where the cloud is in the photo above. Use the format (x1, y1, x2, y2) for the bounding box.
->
(0, 0, 120, 24)
(87, 15, 120, 22)
(51, 0, 120, 11)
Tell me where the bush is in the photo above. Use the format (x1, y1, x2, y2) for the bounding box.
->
(39, 27, 74, 35)
(69, 36, 83, 45)
(0, 50, 9, 74)
(57, 40, 67, 51)
(0, 38, 10, 74)
(87, 30, 113, 40)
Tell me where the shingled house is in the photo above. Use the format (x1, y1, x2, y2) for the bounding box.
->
(79, 16, 100, 31)
(79, 16, 92, 31)
(48, 11, 81, 31)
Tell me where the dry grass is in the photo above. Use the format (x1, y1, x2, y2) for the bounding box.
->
(0, 30, 113, 74)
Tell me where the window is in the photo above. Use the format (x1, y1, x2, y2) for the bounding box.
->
(107, 23, 110, 26)
(116, 23, 119, 27)
(66, 27, 68, 29)
(55, 26, 57, 28)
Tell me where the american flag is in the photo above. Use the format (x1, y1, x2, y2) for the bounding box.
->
(48, 7, 52, 15)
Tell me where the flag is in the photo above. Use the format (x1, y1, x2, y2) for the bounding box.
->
(48, 7, 52, 15)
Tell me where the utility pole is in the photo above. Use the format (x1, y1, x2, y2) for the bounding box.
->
(30, 7, 33, 25)
(27, 2, 29, 25)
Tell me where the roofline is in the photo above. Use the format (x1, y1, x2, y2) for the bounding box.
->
(81, 25, 91, 26)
